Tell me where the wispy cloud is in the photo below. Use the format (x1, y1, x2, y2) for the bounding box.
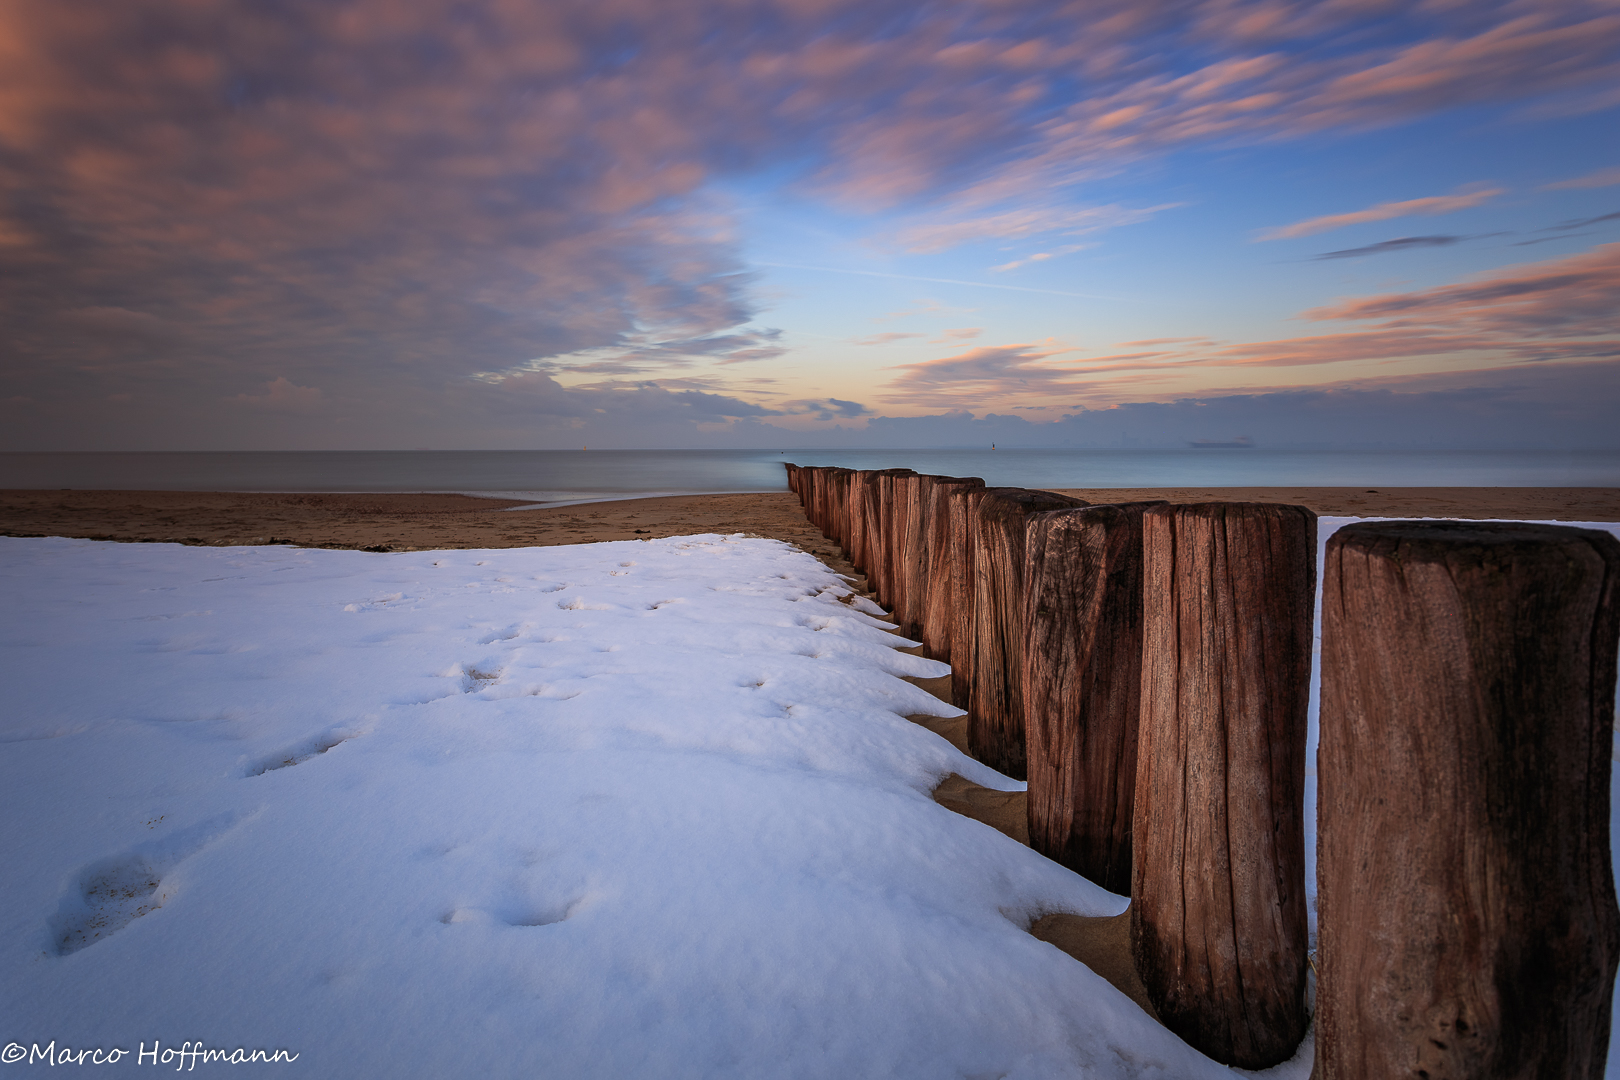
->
(883, 344, 1086, 407)
(1543, 168, 1620, 190)
(990, 244, 1095, 273)
(791, 397, 874, 421)
(852, 332, 925, 347)
(1514, 234, 1592, 247)
(1507, 210, 1620, 247)
(1258, 189, 1503, 241)
(1313, 235, 1467, 260)
(879, 243, 1620, 409)
(756, 263, 1114, 299)
(1306, 242, 1620, 338)
(893, 205, 1172, 256)
(1544, 211, 1620, 231)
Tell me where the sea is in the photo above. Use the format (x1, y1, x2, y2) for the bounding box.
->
(2, 449, 1617, 506)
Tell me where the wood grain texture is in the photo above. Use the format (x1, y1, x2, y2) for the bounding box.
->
(948, 486, 996, 710)
(826, 468, 852, 551)
(920, 478, 985, 661)
(967, 488, 1087, 781)
(861, 471, 897, 597)
(1131, 502, 1315, 1069)
(886, 474, 923, 637)
(870, 469, 915, 610)
(846, 470, 875, 578)
(806, 465, 827, 534)
(893, 474, 953, 641)
(1022, 502, 1163, 895)
(1316, 521, 1620, 1080)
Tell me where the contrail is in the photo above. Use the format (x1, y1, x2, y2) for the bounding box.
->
(755, 262, 1122, 300)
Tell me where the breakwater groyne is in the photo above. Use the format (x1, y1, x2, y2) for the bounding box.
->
(787, 463, 1620, 1076)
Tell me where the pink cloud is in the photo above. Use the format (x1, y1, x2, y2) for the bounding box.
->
(5, 0, 1620, 448)
(880, 244, 1620, 408)
(852, 332, 926, 346)
(1543, 167, 1620, 190)
(1306, 242, 1620, 338)
(1256, 187, 1502, 240)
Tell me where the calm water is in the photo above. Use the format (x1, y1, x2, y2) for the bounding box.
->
(3, 449, 1617, 505)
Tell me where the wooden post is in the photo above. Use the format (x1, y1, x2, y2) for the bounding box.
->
(1022, 501, 1164, 895)
(1316, 521, 1620, 1080)
(884, 473, 919, 631)
(967, 488, 1087, 781)
(826, 468, 852, 549)
(870, 469, 915, 610)
(947, 486, 1001, 709)
(889, 474, 950, 641)
(802, 466, 815, 523)
(1132, 502, 1315, 1069)
(919, 477, 984, 660)
(859, 470, 896, 596)
(846, 471, 875, 580)
(785, 463, 801, 499)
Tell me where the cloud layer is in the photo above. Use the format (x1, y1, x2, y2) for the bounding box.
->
(3, 0, 1619, 447)
(878, 243, 1620, 411)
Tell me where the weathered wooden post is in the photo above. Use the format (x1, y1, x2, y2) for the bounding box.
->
(1131, 502, 1315, 1069)
(870, 469, 915, 610)
(799, 465, 819, 528)
(826, 468, 852, 550)
(947, 486, 1002, 709)
(890, 474, 951, 641)
(1316, 521, 1620, 1080)
(902, 474, 938, 641)
(1022, 501, 1163, 895)
(920, 477, 984, 660)
(785, 463, 801, 499)
(846, 470, 875, 580)
(967, 488, 1087, 781)
(883, 473, 920, 633)
(859, 470, 896, 597)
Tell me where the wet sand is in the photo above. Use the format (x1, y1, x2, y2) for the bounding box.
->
(2, 487, 1614, 555)
(0, 489, 849, 562)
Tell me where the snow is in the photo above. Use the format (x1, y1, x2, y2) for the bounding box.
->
(2, 519, 1617, 1077)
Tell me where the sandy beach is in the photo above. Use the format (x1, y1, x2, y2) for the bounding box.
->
(3, 487, 1615, 556)
(5, 483, 1615, 1037)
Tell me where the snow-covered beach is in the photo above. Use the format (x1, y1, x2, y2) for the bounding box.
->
(3, 520, 1618, 1077)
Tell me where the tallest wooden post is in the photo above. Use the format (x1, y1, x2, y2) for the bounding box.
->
(1316, 521, 1620, 1079)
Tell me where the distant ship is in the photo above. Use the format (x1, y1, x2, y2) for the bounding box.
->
(1186, 436, 1254, 449)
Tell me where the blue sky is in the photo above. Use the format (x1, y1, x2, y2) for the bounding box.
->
(1, 0, 1616, 449)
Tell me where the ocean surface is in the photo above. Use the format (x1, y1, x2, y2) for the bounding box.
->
(3, 449, 1617, 505)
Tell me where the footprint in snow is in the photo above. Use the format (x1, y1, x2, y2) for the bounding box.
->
(49, 812, 249, 956)
(461, 667, 503, 692)
(440, 897, 580, 928)
(245, 729, 358, 777)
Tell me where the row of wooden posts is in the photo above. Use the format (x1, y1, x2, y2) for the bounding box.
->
(786, 462, 1620, 1077)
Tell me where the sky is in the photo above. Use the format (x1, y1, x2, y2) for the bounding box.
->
(1, 0, 1618, 450)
